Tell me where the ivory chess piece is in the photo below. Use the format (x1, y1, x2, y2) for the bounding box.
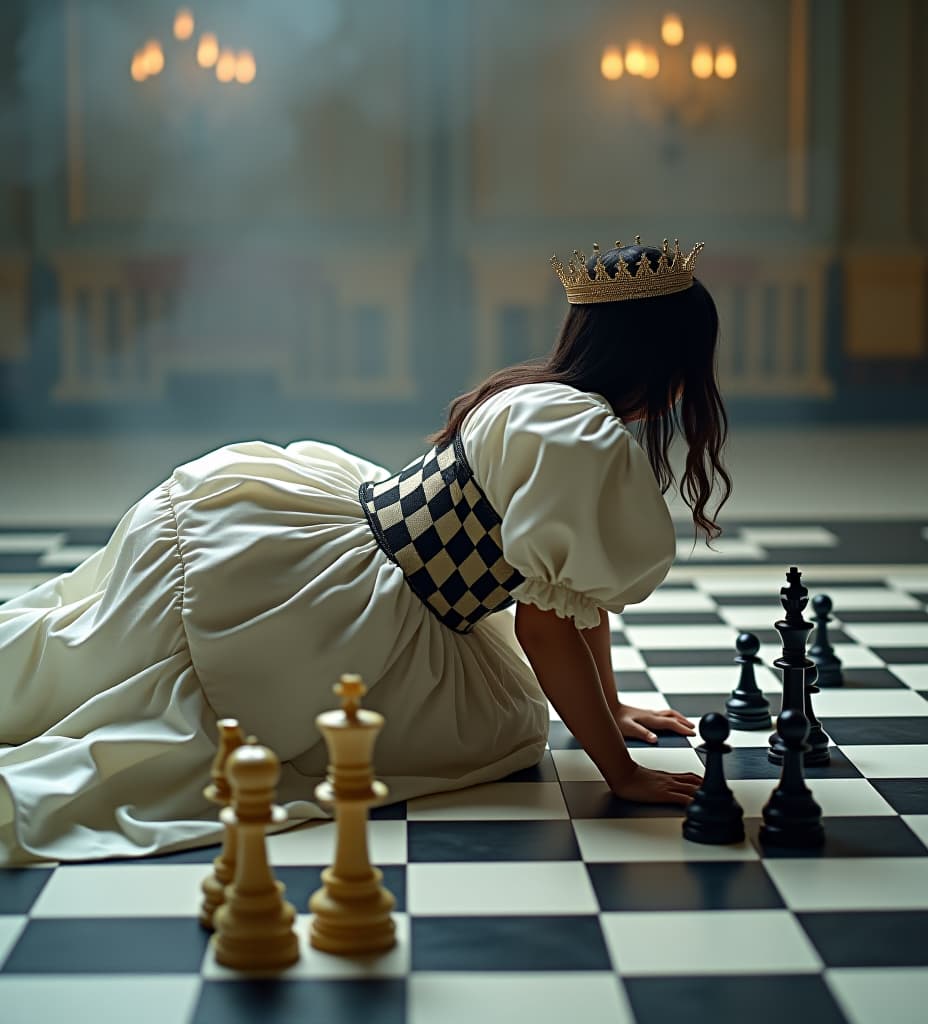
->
(309, 674, 396, 955)
(199, 719, 246, 929)
(213, 740, 300, 970)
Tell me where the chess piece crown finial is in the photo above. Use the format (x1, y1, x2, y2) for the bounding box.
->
(334, 673, 367, 722)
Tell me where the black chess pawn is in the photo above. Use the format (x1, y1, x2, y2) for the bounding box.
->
(725, 632, 772, 730)
(759, 708, 825, 848)
(683, 713, 745, 845)
(809, 594, 844, 687)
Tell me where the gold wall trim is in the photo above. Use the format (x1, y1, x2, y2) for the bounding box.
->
(788, 0, 809, 222)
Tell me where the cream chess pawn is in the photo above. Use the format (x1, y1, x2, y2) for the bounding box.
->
(213, 740, 300, 970)
(199, 719, 246, 929)
(309, 674, 396, 955)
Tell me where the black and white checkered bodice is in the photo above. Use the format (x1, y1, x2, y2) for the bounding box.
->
(359, 435, 525, 633)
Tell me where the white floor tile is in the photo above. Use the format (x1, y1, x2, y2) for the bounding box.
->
(201, 912, 410, 979)
(676, 539, 766, 561)
(740, 527, 839, 547)
(842, 623, 928, 646)
(758, 642, 886, 670)
(0, 916, 26, 968)
(600, 910, 821, 974)
(268, 819, 406, 865)
(827, 968, 928, 1024)
(0, 574, 56, 600)
(552, 746, 703, 783)
(717, 605, 785, 630)
(902, 815, 928, 848)
(0, 977, 202, 1024)
(695, 571, 804, 595)
(892, 665, 928, 690)
(0, 533, 65, 552)
(406, 782, 568, 820)
(819, 587, 926, 611)
(729, 778, 894, 818)
(407, 862, 598, 916)
(30, 864, 207, 917)
(573, 818, 758, 862)
(409, 973, 633, 1024)
(765, 857, 928, 910)
(649, 665, 779, 694)
(620, 591, 718, 613)
(811, 690, 928, 717)
(624, 625, 741, 649)
(840, 744, 928, 778)
(37, 545, 101, 568)
(611, 647, 646, 670)
(613, 692, 672, 712)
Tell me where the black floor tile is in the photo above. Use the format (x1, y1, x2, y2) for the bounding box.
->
(0, 555, 48, 572)
(0, 868, 53, 914)
(613, 670, 658, 692)
(838, 609, 928, 623)
(559, 782, 685, 819)
(95, 845, 218, 865)
(799, 910, 928, 966)
(876, 647, 928, 664)
(834, 668, 908, 689)
(193, 979, 405, 1024)
(748, 816, 927, 858)
(371, 800, 407, 820)
(2, 918, 209, 973)
(408, 820, 580, 862)
(411, 915, 610, 971)
(870, 779, 928, 814)
(499, 750, 559, 783)
(625, 975, 848, 1024)
(821, 716, 928, 744)
(588, 861, 784, 911)
(714, 745, 861, 781)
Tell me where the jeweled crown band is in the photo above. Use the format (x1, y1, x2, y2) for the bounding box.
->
(551, 236, 704, 305)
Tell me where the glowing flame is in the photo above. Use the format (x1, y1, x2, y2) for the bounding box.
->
(143, 39, 164, 76)
(600, 46, 623, 81)
(173, 8, 194, 41)
(625, 40, 647, 76)
(234, 50, 257, 84)
(216, 49, 237, 83)
(661, 13, 684, 47)
(715, 44, 737, 79)
(691, 44, 714, 79)
(130, 51, 147, 82)
(641, 46, 660, 79)
(197, 32, 219, 68)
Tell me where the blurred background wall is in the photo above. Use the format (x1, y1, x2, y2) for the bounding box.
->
(0, 0, 925, 442)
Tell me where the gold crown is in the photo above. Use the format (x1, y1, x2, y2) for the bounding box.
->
(551, 236, 705, 304)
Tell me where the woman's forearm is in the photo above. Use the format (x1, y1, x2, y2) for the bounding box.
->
(579, 607, 622, 716)
(515, 604, 634, 790)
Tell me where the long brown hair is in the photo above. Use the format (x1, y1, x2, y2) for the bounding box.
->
(430, 244, 732, 541)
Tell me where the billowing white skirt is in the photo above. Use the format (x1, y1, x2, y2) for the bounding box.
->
(0, 440, 548, 863)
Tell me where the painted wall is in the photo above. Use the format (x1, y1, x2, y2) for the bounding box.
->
(0, 0, 924, 435)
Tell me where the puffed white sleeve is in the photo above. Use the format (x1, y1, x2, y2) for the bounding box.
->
(461, 382, 676, 630)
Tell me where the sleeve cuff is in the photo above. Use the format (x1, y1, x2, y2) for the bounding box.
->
(511, 577, 601, 631)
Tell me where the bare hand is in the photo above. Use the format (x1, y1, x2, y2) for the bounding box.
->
(615, 704, 696, 743)
(610, 764, 703, 806)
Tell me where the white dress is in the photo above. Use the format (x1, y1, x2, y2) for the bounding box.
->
(0, 382, 675, 862)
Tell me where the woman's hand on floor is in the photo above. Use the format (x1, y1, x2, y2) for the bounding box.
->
(610, 763, 703, 806)
(614, 704, 696, 743)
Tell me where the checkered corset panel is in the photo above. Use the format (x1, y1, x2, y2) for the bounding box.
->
(359, 434, 525, 633)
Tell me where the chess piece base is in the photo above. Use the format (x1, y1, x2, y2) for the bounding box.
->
(683, 814, 745, 845)
(759, 820, 825, 848)
(213, 885, 299, 971)
(726, 705, 772, 731)
(768, 743, 831, 767)
(309, 867, 396, 955)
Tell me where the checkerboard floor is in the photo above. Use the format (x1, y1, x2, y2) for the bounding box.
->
(1, 522, 927, 1024)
